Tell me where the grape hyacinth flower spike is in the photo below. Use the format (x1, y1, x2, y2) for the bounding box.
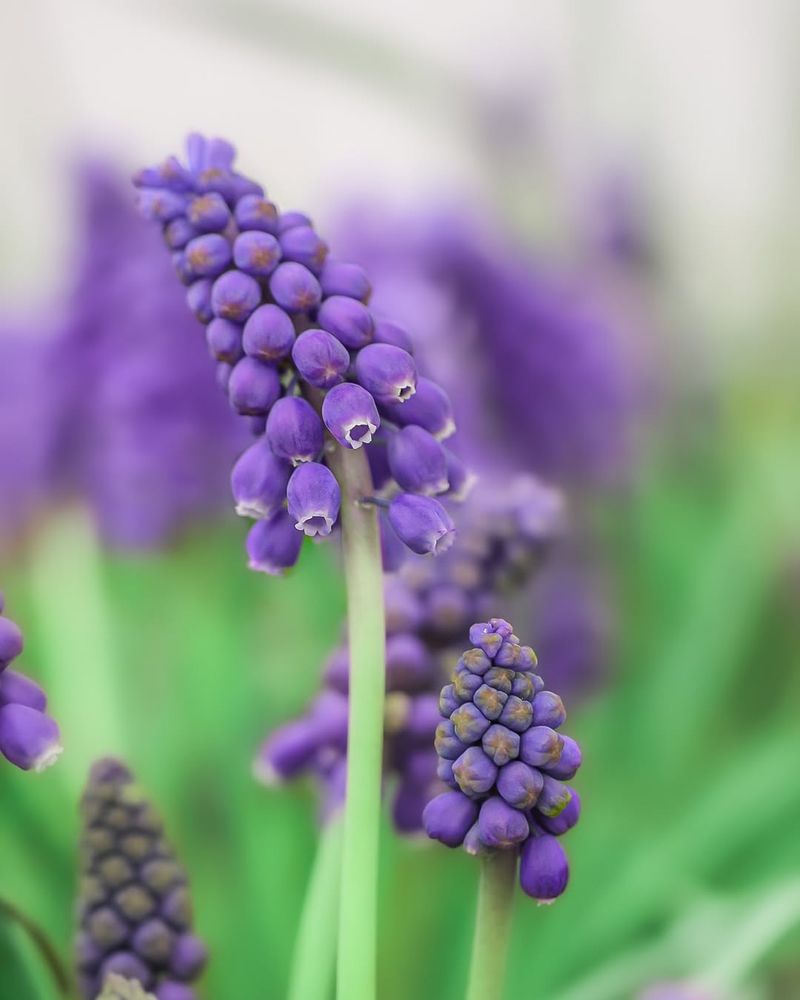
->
(133, 132, 463, 575)
(425, 618, 582, 1000)
(75, 758, 208, 1000)
(0, 594, 62, 772)
(134, 133, 465, 999)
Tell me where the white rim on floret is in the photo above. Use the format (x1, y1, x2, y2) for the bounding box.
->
(343, 418, 378, 449)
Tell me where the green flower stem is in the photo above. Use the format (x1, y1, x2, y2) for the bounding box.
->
(0, 897, 71, 997)
(466, 850, 518, 1000)
(326, 442, 387, 1000)
(287, 814, 344, 1000)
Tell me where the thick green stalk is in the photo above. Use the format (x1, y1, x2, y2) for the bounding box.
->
(287, 815, 344, 1000)
(326, 442, 386, 1000)
(466, 851, 518, 1000)
(0, 897, 71, 997)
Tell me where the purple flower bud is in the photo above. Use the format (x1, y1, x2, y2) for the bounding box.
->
(135, 189, 187, 223)
(279, 211, 312, 232)
(317, 295, 374, 349)
(452, 746, 497, 796)
(355, 344, 417, 406)
(387, 494, 455, 556)
(468, 623, 503, 658)
(483, 666, 514, 694)
(438, 684, 460, 718)
(164, 217, 199, 249)
(478, 796, 529, 848)
(211, 271, 262, 322)
(496, 760, 543, 809)
(231, 231, 281, 278)
(186, 280, 213, 323)
(386, 633, 430, 691)
(0, 616, 23, 666)
(452, 666, 483, 700)
(437, 757, 458, 789)
(443, 450, 476, 501)
(286, 462, 340, 537)
(383, 377, 455, 440)
(234, 194, 278, 233)
(170, 934, 207, 979)
(292, 329, 350, 389)
(459, 648, 492, 675)
(279, 225, 328, 272)
(187, 192, 231, 232)
(99, 953, 152, 988)
(242, 304, 296, 361)
(481, 723, 520, 766)
(434, 720, 468, 761)
(423, 790, 479, 847)
(532, 690, 567, 729)
(543, 735, 582, 779)
(537, 789, 581, 835)
(373, 318, 414, 353)
(319, 260, 371, 302)
(265, 397, 324, 465)
(519, 834, 569, 901)
(519, 726, 563, 767)
(156, 982, 197, 1000)
(472, 684, 508, 721)
(495, 640, 521, 667)
(215, 362, 232, 392)
(0, 669, 47, 711)
(0, 704, 61, 771)
(184, 234, 231, 278)
(254, 719, 318, 784)
(269, 262, 322, 313)
(134, 156, 192, 191)
(536, 775, 572, 817)
(450, 702, 491, 743)
(387, 426, 448, 496)
(227, 358, 281, 416)
(322, 383, 380, 449)
(246, 511, 303, 575)
(206, 318, 243, 364)
(498, 694, 533, 733)
(230, 438, 291, 519)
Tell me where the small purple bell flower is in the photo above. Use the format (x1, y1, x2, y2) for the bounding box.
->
(0, 703, 62, 771)
(211, 271, 261, 322)
(185, 280, 213, 323)
(246, 511, 303, 575)
(184, 234, 232, 278)
(388, 494, 455, 556)
(279, 211, 312, 232)
(230, 438, 291, 519)
(233, 231, 282, 277)
(242, 305, 296, 361)
(387, 426, 448, 496)
(354, 343, 417, 405)
(383, 376, 455, 440)
(205, 318, 243, 364)
(321, 383, 380, 449)
(279, 225, 328, 273)
(372, 318, 414, 353)
(0, 616, 23, 666)
(292, 329, 350, 389)
(265, 397, 324, 465)
(227, 358, 281, 416)
(286, 462, 341, 537)
(519, 834, 569, 902)
(422, 790, 478, 847)
(0, 670, 47, 711)
(478, 795, 530, 848)
(319, 260, 371, 302)
(317, 295, 374, 349)
(269, 262, 322, 313)
(234, 194, 279, 233)
(187, 192, 231, 232)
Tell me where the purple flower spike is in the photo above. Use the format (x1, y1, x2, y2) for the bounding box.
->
(322, 383, 380, 449)
(269, 262, 322, 313)
(388, 494, 455, 556)
(519, 834, 569, 902)
(233, 231, 282, 277)
(205, 318, 243, 364)
(286, 463, 341, 537)
(292, 329, 350, 389)
(384, 376, 455, 440)
(0, 616, 23, 666)
(355, 343, 417, 406)
(0, 703, 62, 771)
(279, 225, 329, 273)
(230, 438, 291, 519)
(265, 397, 324, 465)
(186, 192, 231, 232)
(184, 233, 232, 278)
(246, 511, 303, 575)
(242, 305, 296, 361)
(319, 260, 371, 302)
(211, 271, 262, 322)
(234, 194, 279, 233)
(387, 426, 448, 496)
(317, 295, 374, 349)
(478, 795, 530, 848)
(0, 670, 47, 711)
(227, 358, 281, 416)
(373, 318, 414, 354)
(423, 790, 478, 847)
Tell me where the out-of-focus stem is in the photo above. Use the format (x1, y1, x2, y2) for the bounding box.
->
(466, 850, 518, 1000)
(326, 442, 386, 1000)
(0, 897, 71, 997)
(287, 814, 344, 1000)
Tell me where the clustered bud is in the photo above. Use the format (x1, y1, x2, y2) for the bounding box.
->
(254, 476, 564, 834)
(96, 974, 156, 1000)
(75, 759, 208, 1000)
(0, 593, 61, 772)
(134, 134, 462, 571)
(424, 619, 581, 902)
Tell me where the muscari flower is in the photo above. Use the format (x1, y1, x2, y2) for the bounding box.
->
(254, 475, 564, 834)
(0, 594, 62, 772)
(134, 134, 463, 573)
(75, 758, 208, 1000)
(424, 618, 581, 901)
